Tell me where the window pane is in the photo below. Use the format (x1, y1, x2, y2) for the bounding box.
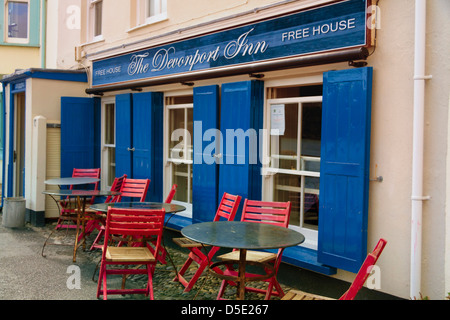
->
(94, 1, 102, 37)
(271, 85, 323, 98)
(273, 174, 320, 229)
(8, 2, 28, 39)
(301, 102, 322, 157)
(271, 103, 298, 170)
(274, 173, 300, 226)
(301, 102, 321, 172)
(303, 176, 319, 229)
(104, 103, 115, 145)
(169, 108, 185, 158)
(148, 0, 157, 17)
(172, 163, 188, 202)
(106, 147, 115, 186)
(187, 108, 193, 160)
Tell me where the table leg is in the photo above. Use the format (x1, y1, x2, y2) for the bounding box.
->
(73, 196, 81, 262)
(73, 196, 87, 262)
(237, 249, 247, 300)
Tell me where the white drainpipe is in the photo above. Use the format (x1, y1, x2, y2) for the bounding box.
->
(411, 0, 431, 300)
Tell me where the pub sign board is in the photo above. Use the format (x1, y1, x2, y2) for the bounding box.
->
(92, 0, 369, 88)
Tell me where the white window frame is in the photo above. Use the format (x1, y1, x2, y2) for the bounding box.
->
(135, 0, 167, 26)
(164, 93, 193, 218)
(101, 97, 115, 190)
(88, 0, 103, 42)
(263, 77, 323, 250)
(145, 0, 167, 24)
(5, 0, 30, 44)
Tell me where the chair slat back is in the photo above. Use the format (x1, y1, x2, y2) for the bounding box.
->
(105, 174, 127, 203)
(118, 178, 150, 202)
(104, 208, 165, 242)
(70, 168, 101, 190)
(241, 200, 291, 228)
(214, 193, 241, 222)
(165, 184, 178, 203)
(67, 168, 101, 205)
(339, 239, 387, 300)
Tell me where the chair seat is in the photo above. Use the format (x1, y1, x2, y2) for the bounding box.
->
(218, 250, 277, 264)
(281, 289, 334, 301)
(105, 247, 155, 262)
(173, 237, 206, 248)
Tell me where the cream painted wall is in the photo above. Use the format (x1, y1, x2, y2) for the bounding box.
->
(421, 0, 450, 300)
(0, 47, 40, 74)
(446, 93, 450, 299)
(29, 78, 88, 121)
(46, 0, 83, 69)
(362, 0, 416, 299)
(352, 0, 450, 300)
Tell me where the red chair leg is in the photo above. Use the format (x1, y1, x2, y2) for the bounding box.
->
(183, 259, 209, 292)
(149, 264, 157, 300)
(217, 279, 229, 300)
(173, 255, 194, 286)
(90, 227, 105, 250)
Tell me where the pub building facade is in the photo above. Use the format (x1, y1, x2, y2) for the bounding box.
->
(1, 0, 449, 300)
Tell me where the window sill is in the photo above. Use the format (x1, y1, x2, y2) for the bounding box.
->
(80, 36, 105, 47)
(0, 41, 40, 48)
(127, 14, 168, 33)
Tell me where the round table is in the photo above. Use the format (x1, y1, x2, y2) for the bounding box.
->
(90, 202, 186, 214)
(181, 221, 305, 300)
(45, 177, 100, 186)
(42, 189, 119, 262)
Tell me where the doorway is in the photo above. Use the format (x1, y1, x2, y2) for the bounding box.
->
(13, 92, 25, 197)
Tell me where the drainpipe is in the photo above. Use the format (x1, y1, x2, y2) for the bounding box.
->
(411, 0, 431, 300)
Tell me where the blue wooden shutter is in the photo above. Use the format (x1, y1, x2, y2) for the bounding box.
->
(192, 85, 220, 223)
(219, 80, 264, 219)
(61, 97, 100, 177)
(115, 93, 132, 178)
(150, 92, 164, 202)
(132, 92, 163, 201)
(318, 67, 373, 273)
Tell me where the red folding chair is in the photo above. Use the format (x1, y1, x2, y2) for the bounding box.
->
(116, 178, 150, 202)
(103, 178, 150, 250)
(172, 193, 242, 292)
(89, 174, 127, 251)
(96, 207, 166, 300)
(56, 168, 101, 230)
(165, 184, 178, 204)
(216, 199, 291, 300)
(149, 184, 178, 264)
(282, 239, 388, 300)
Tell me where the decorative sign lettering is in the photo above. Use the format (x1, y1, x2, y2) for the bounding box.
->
(92, 0, 368, 87)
